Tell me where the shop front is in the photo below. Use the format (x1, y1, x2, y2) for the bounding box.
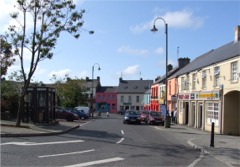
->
(178, 90, 222, 133)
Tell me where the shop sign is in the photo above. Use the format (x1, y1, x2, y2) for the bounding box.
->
(159, 98, 165, 104)
(196, 91, 220, 100)
(178, 94, 190, 100)
(171, 95, 177, 102)
(190, 93, 195, 100)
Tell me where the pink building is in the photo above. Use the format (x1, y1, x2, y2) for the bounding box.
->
(167, 78, 178, 112)
(96, 86, 117, 113)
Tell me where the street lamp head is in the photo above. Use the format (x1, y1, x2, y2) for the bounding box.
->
(98, 66, 101, 71)
(151, 25, 158, 32)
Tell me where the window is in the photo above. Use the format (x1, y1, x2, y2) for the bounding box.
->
(112, 104, 115, 109)
(186, 75, 189, 91)
(121, 96, 124, 103)
(136, 96, 140, 102)
(231, 61, 238, 81)
(128, 96, 132, 103)
(214, 66, 220, 87)
(202, 70, 207, 89)
(98, 95, 101, 100)
(192, 73, 196, 90)
(181, 77, 184, 91)
(206, 103, 219, 126)
(112, 94, 115, 99)
(107, 95, 110, 100)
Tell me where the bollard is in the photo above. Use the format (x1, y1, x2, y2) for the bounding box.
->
(210, 122, 215, 147)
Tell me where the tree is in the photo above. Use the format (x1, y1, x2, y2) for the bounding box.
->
(0, 36, 15, 77)
(51, 75, 87, 108)
(5, 0, 93, 126)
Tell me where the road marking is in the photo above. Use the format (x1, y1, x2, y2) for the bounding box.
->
(0, 140, 84, 146)
(187, 150, 204, 167)
(116, 137, 124, 144)
(65, 157, 124, 167)
(121, 130, 124, 135)
(38, 149, 95, 158)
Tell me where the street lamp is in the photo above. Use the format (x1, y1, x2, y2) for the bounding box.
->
(151, 17, 169, 121)
(91, 63, 101, 117)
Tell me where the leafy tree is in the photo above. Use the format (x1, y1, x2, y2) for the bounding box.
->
(0, 36, 15, 77)
(51, 75, 87, 108)
(0, 80, 19, 118)
(5, 0, 93, 126)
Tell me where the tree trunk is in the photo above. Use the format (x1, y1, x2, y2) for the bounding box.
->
(16, 94, 25, 127)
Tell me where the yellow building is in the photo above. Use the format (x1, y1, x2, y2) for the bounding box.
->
(176, 26, 240, 135)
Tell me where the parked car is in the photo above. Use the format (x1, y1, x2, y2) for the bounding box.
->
(55, 107, 79, 122)
(147, 111, 164, 125)
(139, 110, 149, 123)
(123, 110, 141, 124)
(75, 106, 89, 115)
(117, 110, 126, 115)
(68, 108, 89, 120)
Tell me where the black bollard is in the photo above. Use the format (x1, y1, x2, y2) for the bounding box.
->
(210, 122, 215, 147)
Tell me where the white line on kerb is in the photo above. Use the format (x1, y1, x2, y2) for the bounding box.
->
(116, 138, 124, 144)
(121, 130, 124, 135)
(38, 149, 95, 158)
(64, 157, 124, 167)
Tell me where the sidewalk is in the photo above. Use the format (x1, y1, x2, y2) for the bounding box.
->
(158, 124, 240, 167)
(1, 119, 239, 167)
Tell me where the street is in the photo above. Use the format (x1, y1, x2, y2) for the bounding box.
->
(1, 114, 228, 167)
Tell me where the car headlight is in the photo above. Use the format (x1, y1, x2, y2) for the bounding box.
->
(124, 117, 129, 120)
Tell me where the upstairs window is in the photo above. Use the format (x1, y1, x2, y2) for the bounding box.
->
(214, 66, 220, 87)
(202, 70, 207, 89)
(192, 73, 196, 90)
(231, 61, 238, 81)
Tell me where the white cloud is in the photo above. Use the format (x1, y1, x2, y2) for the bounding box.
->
(48, 69, 71, 79)
(154, 47, 164, 55)
(130, 9, 204, 33)
(122, 65, 140, 76)
(117, 46, 149, 56)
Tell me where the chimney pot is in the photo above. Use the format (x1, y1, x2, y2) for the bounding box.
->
(234, 25, 240, 42)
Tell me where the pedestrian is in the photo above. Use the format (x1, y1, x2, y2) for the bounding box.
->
(106, 111, 109, 118)
(174, 108, 178, 124)
(171, 110, 174, 123)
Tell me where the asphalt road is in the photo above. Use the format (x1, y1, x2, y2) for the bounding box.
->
(1, 114, 227, 167)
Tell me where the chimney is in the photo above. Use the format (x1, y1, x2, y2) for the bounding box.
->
(234, 25, 240, 43)
(97, 76, 100, 81)
(167, 64, 173, 72)
(119, 77, 123, 82)
(86, 77, 89, 81)
(178, 57, 190, 69)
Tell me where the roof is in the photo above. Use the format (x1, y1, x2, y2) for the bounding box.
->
(97, 86, 118, 93)
(117, 79, 153, 93)
(170, 41, 240, 78)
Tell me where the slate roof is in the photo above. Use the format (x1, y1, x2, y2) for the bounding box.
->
(170, 41, 240, 78)
(97, 86, 118, 93)
(117, 79, 153, 93)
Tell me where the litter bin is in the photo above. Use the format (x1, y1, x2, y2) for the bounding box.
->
(164, 116, 171, 128)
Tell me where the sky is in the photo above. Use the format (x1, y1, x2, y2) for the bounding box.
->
(0, 0, 239, 86)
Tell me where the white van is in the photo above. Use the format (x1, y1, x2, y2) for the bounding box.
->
(75, 106, 89, 115)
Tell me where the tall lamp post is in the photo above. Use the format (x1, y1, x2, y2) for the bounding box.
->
(151, 17, 169, 124)
(91, 63, 101, 117)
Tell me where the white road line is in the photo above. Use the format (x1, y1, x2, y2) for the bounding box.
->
(116, 137, 124, 144)
(0, 140, 84, 146)
(121, 130, 124, 135)
(187, 150, 204, 167)
(38, 149, 95, 158)
(64, 157, 124, 167)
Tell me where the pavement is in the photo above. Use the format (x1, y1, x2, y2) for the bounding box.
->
(1, 117, 240, 167)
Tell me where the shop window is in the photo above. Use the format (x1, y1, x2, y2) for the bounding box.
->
(206, 103, 219, 126)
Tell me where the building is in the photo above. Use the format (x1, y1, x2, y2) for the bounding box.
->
(143, 89, 151, 110)
(117, 78, 153, 111)
(176, 26, 240, 135)
(95, 86, 118, 113)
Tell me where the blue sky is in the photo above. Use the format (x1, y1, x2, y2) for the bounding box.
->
(1, 0, 239, 86)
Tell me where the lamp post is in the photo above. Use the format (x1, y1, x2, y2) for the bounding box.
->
(91, 63, 101, 117)
(151, 17, 169, 123)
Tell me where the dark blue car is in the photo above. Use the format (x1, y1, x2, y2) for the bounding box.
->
(67, 108, 89, 120)
(123, 110, 141, 124)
